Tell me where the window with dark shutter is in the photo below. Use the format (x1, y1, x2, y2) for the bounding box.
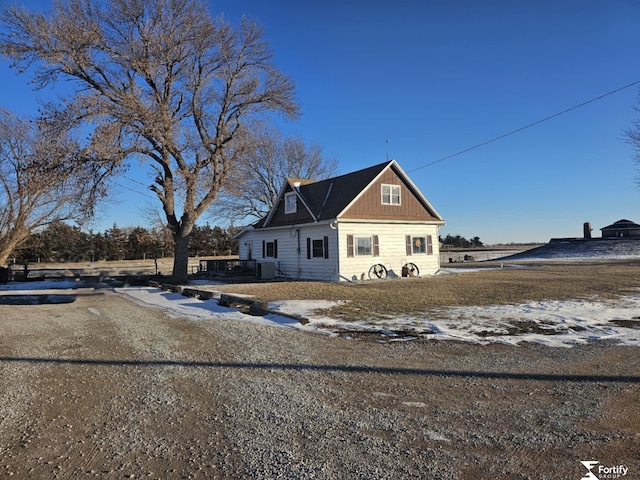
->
(274, 239, 278, 258)
(427, 235, 433, 255)
(306, 237, 329, 259)
(265, 241, 275, 257)
(373, 235, 379, 257)
(405, 235, 412, 256)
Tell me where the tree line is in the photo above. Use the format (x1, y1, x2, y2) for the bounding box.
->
(440, 234, 484, 248)
(11, 221, 240, 264)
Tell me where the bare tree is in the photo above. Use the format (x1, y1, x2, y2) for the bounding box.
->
(626, 106, 640, 188)
(213, 123, 337, 224)
(0, 0, 298, 282)
(0, 108, 113, 264)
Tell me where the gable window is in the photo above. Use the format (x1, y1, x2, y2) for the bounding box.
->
(381, 184, 401, 205)
(285, 192, 297, 214)
(405, 235, 433, 255)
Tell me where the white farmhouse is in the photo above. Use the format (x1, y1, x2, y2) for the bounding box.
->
(235, 160, 445, 282)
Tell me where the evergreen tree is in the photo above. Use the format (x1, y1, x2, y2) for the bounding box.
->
(441, 234, 483, 248)
(10, 221, 237, 263)
(104, 224, 128, 261)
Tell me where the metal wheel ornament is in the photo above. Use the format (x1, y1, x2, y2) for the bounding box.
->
(402, 262, 419, 277)
(368, 264, 388, 280)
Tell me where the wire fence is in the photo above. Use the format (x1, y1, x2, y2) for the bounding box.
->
(440, 249, 528, 264)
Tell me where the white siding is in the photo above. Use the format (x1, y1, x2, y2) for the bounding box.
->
(337, 222, 441, 281)
(239, 221, 441, 282)
(238, 224, 340, 281)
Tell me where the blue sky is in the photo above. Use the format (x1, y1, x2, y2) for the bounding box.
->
(2, 0, 640, 243)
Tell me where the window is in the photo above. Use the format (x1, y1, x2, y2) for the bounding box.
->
(312, 239, 324, 258)
(355, 237, 372, 256)
(307, 236, 329, 259)
(263, 240, 278, 258)
(405, 235, 433, 255)
(266, 242, 276, 257)
(412, 236, 426, 254)
(285, 192, 297, 214)
(347, 234, 379, 257)
(381, 184, 401, 205)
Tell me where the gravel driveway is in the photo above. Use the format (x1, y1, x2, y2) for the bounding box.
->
(0, 289, 638, 479)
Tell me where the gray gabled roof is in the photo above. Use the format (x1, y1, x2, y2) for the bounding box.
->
(255, 162, 390, 228)
(298, 161, 393, 221)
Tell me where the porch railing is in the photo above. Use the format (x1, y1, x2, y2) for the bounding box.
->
(198, 259, 257, 276)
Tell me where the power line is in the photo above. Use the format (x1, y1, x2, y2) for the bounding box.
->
(408, 79, 640, 173)
(121, 173, 152, 188)
(116, 175, 156, 199)
(116, 182, 155, 199)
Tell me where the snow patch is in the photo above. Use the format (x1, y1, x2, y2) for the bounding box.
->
(3, 280, 639, 348)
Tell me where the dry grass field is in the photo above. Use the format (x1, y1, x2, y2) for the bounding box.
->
(214, 260, 640, 321)
(10, 256, 640, 322)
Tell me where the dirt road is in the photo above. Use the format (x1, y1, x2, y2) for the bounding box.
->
(0, 289, 638, 479)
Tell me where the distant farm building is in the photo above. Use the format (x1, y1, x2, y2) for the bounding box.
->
(600, 219, 640, 238)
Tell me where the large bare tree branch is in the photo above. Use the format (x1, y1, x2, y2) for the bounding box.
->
(1, 0, 299, 281)
(0, 108, 115, 263)
(212, 123, 338, 224)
